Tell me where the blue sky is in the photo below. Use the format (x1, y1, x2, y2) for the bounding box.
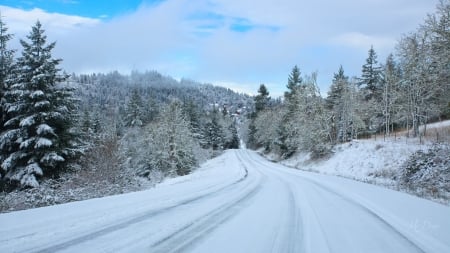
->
(1, 0, 147, 19)
(0, 0, 440, 96)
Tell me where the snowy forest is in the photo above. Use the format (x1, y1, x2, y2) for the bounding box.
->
(247, 1, 450, 159)
(0, 1, 449, 210)
(0, 19, 251, 196)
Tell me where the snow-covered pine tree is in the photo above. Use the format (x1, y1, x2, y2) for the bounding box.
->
(248, 84, 270, 149)
(225, 120, 240, 149)
(147, 100, 198, 177)
(124, 88, 144, 127)
(326, 66, 361, 143)
(284, 65, 302, 104)
(0, 21, 79, 188)
(253, 107, 283, 152)
(0, 16, 15, 184)
(292, 73, 328, 154)
(246, 119, 258, 149)
(359, 46, 382, 101)
(254, 84, 270, 113)
(278, 66, 304, 158)
(358, 46, 383, 135)
(0, 16, 15, 131)
(182, 99, 206, 146)
(204, 107, 225, 150)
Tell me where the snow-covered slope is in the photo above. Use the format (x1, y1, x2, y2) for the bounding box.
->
(279, 121, 450, 204)
(283, 138, 427, 182)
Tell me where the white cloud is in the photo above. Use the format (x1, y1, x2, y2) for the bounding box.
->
(0, 5, 99, 34)
(331, 32, 396, 51)
(0, 0, 440, 96)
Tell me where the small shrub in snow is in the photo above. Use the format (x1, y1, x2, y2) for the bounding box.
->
(310, 143, 333, 160)
(398, 144, 450, 200)
(375, 144, 383, 150)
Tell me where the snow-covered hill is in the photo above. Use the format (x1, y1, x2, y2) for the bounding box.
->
(282, 138, 425, 182)
(274, 120, 450, 204)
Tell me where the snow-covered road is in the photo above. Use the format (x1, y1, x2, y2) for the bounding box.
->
(1, 149, 449, 253)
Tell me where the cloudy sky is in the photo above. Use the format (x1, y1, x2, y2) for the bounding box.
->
(0, 0, 439, 96)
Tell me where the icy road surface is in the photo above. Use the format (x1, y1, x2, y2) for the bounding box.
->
(1, 150, 449, 253)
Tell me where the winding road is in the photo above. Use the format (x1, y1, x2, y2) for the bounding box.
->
(1, 149, 449, 253)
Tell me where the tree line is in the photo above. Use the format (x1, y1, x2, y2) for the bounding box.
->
(247, 0, 449, 158)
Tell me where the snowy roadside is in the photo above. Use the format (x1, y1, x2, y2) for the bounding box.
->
(0, 150, 225, 214)
(262, 133, 450, 205)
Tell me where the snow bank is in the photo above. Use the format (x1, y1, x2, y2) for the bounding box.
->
(276, 133, 450, 204)
(283, 137, 427, 182)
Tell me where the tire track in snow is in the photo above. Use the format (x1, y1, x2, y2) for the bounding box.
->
(237, 150, 305, 253)
(149, 152, 264, 253)
(297, 178, 426, 253)
(245, 150, 426, 253)
(31, 159, 253, 253)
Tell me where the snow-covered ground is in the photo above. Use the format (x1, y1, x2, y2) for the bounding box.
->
(282, 137, 426, 183)
(276, 121, 450, 203)
(1, 149, 449, 253)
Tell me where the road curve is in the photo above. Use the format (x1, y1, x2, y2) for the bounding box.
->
(0, 149, 449, 253)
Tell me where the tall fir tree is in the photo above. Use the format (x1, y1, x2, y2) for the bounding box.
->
(248, 84, 270, 148)
(326, 65, 348, 143)
(254, 84, 270, 113)
(124, 88, 144, 127)
(0, 16, 15, 184)
(278, 66, 303, 157)
(0, 16, 14, 131)
(204, 107, 224, 150)
(0, 21, 79, 188)
(326, 66, 362, 143)
(225, 121, 240, 149)
(359, 46, 382, 101)
(284, 65, 303, 104)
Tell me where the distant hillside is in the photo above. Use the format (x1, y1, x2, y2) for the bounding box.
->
(72, 70, 253, 116)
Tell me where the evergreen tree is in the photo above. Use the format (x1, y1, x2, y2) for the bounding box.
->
(284, 65, 302, 102)
(359, 46, 382, 101)
(0, 16, 14, 131)
(0, 16, 15, 184)
(278, 66, 304, 157)
(248, 84, 270, 149)
(254, 84, 270, 113)
(182, 99, 205, 145)
(325, 65, 362, 143)
(81, 109, 91, 134)
(246, 118, 258, 149)
(253, 107, 283, 152)
(124, 89, 144, 127)
(225, 121, 240, 149)
(326, 65, 347, 110)
(204, 107, 224, 150)
(327, 66, 347, 142)
(0, 21, 79, 188)
(143, 96, 158, 123)
(146, 101, 198, 177)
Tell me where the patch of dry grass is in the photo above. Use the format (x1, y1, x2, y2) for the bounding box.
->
(421, 125, 450, 143)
